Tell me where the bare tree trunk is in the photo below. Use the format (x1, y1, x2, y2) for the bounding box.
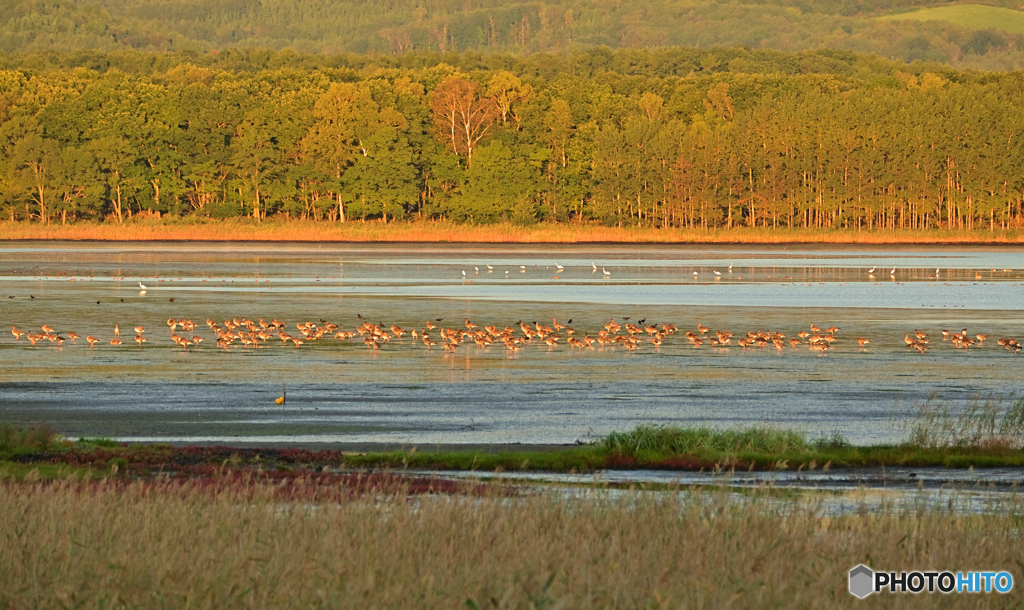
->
(114, 183, 124, 224)
(35, 184, 46, 224)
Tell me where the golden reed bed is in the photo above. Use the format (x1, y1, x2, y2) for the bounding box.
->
(3, 220, 1024, 244)
(2, 476, 1020, 608)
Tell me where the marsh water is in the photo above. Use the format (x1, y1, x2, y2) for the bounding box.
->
(426, 466, 1024, 514)
(1, 242, 1023, 447)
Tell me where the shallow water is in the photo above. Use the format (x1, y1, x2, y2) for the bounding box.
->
(429, 466, 1024, 491)
(425, 469, 1023, 516)
(1, 242, 1022, 445)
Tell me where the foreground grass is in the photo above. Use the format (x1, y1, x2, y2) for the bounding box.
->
(3, 418, 1024, 606)
(2, 477, 1022, 608)
(881, 4, 1024, 36)
(3, 218, 1024, 244)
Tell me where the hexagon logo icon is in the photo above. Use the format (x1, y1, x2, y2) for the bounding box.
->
(849, 564, 874, 599)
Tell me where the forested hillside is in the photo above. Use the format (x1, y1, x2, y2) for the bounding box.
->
(1, 48, 1022, 231)
(3, 0, 1024, 71)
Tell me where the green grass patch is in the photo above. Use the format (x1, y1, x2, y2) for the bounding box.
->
(77, 437, 121, 448)
(341, 438, 1024, 472)
(0, 463, 101, 481)
(341, 447, 608, 472)
(599, 425, 815, 455)
(879, 4, 1024, 35)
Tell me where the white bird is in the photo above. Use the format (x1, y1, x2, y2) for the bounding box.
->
(936, 268, 940, 276)
(602, 267, 611, 277)
(505, 270, 509, 276)
(462, 270, 466, 278)
(555, 263, 564, 271)
(474, 266, 479, 273)
(487, 265, 493, 271)
(520, 266, 526, 272)
(592, 262, 597, 271)
(693, 271, 698, 276)
(868, 267, 875, 273)
(714, 270, 721, 276)
(890, 267, 896, 275)
(728, 263, 733, 272)
(138, 281, 147, 290)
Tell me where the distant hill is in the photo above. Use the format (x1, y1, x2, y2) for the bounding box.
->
(880, 4, 1024, 35)
(1, 1, 1024, 70)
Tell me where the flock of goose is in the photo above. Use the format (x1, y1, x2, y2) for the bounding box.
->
(902, 328, 1021, 354)
(8, 318, 1022, 356)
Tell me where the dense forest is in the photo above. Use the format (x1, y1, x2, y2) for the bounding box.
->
(1, 47, 1022, 231)
(4, 0, 1024, 71)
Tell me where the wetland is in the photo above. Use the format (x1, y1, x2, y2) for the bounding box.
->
(3, 241, 1024, 607)
(2, 242, 1023, 447)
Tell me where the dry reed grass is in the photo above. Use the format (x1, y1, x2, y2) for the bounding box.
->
(3, 219, 1023, 244)
(907, 396, 1024, 450)
(1, 476, 1020, 608)
(0, 423, 57, 452)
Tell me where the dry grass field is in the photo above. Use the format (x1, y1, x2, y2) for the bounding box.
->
(3, 219, 1024, 244)
(1, 475, 1021, 608)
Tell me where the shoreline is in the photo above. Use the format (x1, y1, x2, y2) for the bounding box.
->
(15, 438, 1024, 472)
(3, 220, 1024, 245)
(154, 440, 576, 453)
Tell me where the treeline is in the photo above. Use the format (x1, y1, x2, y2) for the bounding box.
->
(3, 0, 1024, 71)
(1, 48, 1024, 231)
